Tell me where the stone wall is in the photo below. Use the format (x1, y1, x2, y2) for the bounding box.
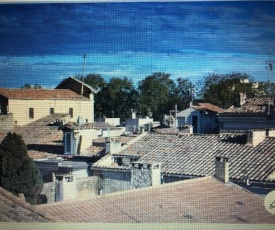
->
(0, 114, 14, 131)
(40, 182, 56, 204)
(95, 170, 131, 195)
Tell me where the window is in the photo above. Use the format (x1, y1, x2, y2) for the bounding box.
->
(50, 108, 54, 114)
(69, 108, 73, 118)
(116, 157, 122, 166)
(29, 108, 34, 119)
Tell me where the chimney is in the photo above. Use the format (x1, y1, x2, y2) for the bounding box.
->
(246, 130, 266, 147)
(131, 109, 136, 119)
(189, 100, 193, 107)
(215, 156, 229, 183)
(151, 163, 162, 186)
(105, 138, 122, 154)
(130, 162, 162, 188)
(239, 92, 246, 106)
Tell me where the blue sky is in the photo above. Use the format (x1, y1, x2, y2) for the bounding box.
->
(0, 1, 275, 88)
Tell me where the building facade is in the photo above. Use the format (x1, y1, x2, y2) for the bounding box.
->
(0, 77, 97, 126)
(176, 102, 223, 133)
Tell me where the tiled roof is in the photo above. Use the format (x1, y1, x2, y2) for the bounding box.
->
(0, 187, 52, 222)
(7, 114, 66, 157)
(37, 177, 275, 223)
(59, 121, 118, 131)
(0, 88, 89, 100)
(94, 133, 275, 182)
(192, 103, 224, 113)
(223, 96, 275, 114)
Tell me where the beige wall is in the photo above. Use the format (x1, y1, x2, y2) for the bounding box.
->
(73, 129, 99, 155)
(8, 94, 94, 126)
(56, 176, 99, 201)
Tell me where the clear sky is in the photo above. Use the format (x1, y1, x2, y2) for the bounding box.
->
(0, 1, 275, 88)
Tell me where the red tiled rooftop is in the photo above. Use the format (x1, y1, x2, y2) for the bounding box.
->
(224, 96, 275, 114)
(192, 103, 224, 113)
(0, 88, 89, 100)
(38, 177, 275, 223)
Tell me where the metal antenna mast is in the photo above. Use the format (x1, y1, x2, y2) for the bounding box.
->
(81, 53, 86, 97)
(267, 47, 272, 117)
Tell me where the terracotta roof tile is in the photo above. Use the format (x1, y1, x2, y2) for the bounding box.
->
(224, 96, 275, 114)
(0, 114, 66, 157)
(0, 88, 89, 100)
(0, 187, 52, 222)
(37, 177, 275, 223)
(192, 103, 224, 113)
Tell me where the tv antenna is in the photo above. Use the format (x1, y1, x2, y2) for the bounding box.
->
(81, 53, 86, 97)
(267, 47, 272, 118)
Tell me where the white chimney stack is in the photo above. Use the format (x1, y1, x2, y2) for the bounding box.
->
(215, 156, 229, 183)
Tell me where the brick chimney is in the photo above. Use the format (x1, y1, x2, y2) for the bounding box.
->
(215, 156, 229, 183)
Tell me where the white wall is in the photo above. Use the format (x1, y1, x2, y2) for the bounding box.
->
(125, 117, 153, 132)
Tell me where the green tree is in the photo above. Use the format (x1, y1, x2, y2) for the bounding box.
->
(78, 74, 107, 118)
(97, 77, 139, 120)
(175, 77, 195, 111)
(33, 84, 42, 89)
(0, 133, 43, 205)
(197, 72, 258, 109)
(257, 80, 275, 96)
(81, 74, 106, 89)
(21, 83, 32, 89)
(138, 72, 177, 119)
(21, 83, 42, 89)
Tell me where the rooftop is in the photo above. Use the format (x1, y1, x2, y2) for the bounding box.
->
(0, 88, 89, 101)
(37, 176, 275, 223)
(192, 103, 224, 113)
(93, 133, 275, 182)
(0, 187, 51, 222)
(223, 96, 275, 114)
(0, 114, 66, 157)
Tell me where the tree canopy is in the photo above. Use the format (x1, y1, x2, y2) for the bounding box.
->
(0, 132, 43, 205)
(138, 72, 177, 119)
(64, 71, 271, 121)
(64, 73, 197, 121)
(21, 83, 42, 89)
(137, 73, 195, 119)
(197, 72, 261, 109)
